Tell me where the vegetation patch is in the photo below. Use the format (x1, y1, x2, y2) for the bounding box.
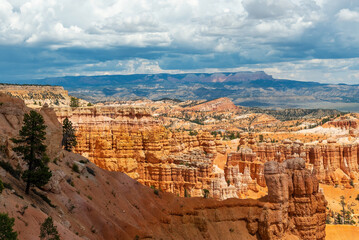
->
(0, 161, 21, 179)
(32, 189, 56, 208)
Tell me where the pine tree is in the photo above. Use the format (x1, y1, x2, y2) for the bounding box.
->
(62, 117, 77, 152)
(12, 110, 52, 194)
(70, 97, 79, 107)
(0, 213, 18, 240)
(39, 217, 60, 240)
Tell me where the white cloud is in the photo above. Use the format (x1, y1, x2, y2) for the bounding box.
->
(1, 0, 359, 84)
(0, 0, 319, 49)
(336, 9, 359, 22)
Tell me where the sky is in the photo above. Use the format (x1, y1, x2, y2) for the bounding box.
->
(1, 0, 359, 84)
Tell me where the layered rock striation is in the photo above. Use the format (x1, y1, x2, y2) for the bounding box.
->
(160, 158, 326, 240)
(260, 158, 327, 240)
(226, 137, 359, 188)
(0, 84, 71, 107)
(0, 94, 327, 240)
(55, 106, 230, 198)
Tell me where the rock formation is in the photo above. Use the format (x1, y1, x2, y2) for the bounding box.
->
(0, 93, 62, 159)
(0, 84, 71, 107)
(151, 158, 327, 240)
(54, 106, 229, 198)
(227, 138, 359, 188)
(53, 103, 359, 200)
(259, 158, 327, 240)
(0, 94, 327, 240)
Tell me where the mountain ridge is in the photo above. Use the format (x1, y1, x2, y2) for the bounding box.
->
(4, 71, 359, 111)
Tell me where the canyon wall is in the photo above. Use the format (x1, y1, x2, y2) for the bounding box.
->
(0, 93, 327, 240)
(56, 104, 359, 201)
(55, 106, 232, 198)
(159, 158, 326, 240)
(226, 137, 359, 189)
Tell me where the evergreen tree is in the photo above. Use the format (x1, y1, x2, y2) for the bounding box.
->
(203, 189, 209, 198)
(39, 217, 60, 240)
(12, 110, 52, 194)
(0, 213, 18, 240)
(62, 117, 77, 152)
(70, 97, 79, 107)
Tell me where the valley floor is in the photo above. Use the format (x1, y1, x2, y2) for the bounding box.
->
(326, 225, 359, 240)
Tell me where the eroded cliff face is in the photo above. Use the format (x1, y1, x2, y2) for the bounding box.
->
(261, 158, 327, 240)
(55, 106, 230, 198)
(0, 84, 71, 107)
(0, 94, 327, 240)
(226, 136, 359, 189)
(158, 158, 327, 240)
(55, 104, 359, 201)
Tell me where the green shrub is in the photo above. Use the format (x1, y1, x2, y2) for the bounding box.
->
(0, 161, 21, 179)
(3, 182, 13, 190)
(350, 179, 354, 187)
(72, 164, 80, 173)
(0, 213, 18, 239)
(39, 217, 60, 240)
(32, 189, 56, 208)
(70, 97, 79, 107)
(86, 166, 95, 176)
(203, 189, 209, 198)
(0, 179, 4, 194)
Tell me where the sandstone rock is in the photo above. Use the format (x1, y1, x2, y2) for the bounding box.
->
(43, 170, 66, 194)
(226, 137, 359, 188)
(55, 106, 226, 198)
(0, 93, 62, 159)
(258, 158, 326, 240)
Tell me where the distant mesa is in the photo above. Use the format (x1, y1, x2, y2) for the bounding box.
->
(4, 70, 359, 111)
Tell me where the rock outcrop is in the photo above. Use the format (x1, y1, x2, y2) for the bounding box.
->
(228, 138, 359, 188)
(259, 158, 327, 240)
(0, 94, 327, 240)
(0, 84, 71, 107)
(54, 106, 228, 198)
(0, 93, 62, 159)
(160, 158, 326, 240)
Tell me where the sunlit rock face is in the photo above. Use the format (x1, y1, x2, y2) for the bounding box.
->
(0, 85, 72, 107)
(55, 105, 232, 198)
(0, 94, 327, 240)
(260, 158, 327, 240)
(227, 136, 359, 188)
(54, 104, 359, 202)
